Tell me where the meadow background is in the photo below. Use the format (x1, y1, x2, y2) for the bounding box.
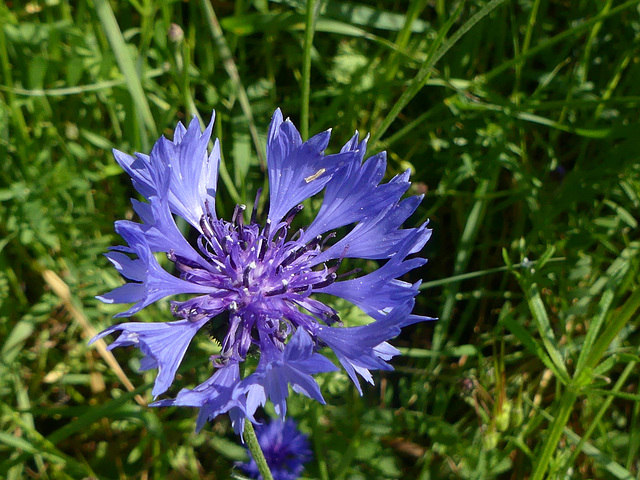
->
(2, 0, 640, 479)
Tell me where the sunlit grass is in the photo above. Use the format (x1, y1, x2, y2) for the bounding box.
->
(1, 1, 640, 478)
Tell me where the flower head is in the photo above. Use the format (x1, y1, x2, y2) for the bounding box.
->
(238, 418, 312, 480)
(92, 109, 433, 434)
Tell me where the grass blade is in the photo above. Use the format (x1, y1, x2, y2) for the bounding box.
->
(370, 0, 507, 147)
(199, 0, 265, 170)
(93, 0, 157, 148)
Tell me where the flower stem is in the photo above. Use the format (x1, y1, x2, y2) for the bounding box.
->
(244, 421, 275, 480)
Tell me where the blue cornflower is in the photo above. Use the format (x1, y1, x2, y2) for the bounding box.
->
(91, 109, 433, 434)
(238, 418, 312, 480)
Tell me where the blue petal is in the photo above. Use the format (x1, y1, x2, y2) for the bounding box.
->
(316, 301, 430, 393)
(98, 282, 145, 305)
(303, 139, 410, 240)
(316, 227, 429, 319)
(150, 114, 219, 231)
(89, 317, 208, 397)
(313, 193, 430, 264)
(126, 195, 211, 268)
(115, 114, 219, 233)
(239, 329, 336, 418)
(104, 251, 146, 282)
(283, 326, 337, 374)
(173, 120, 188, 143)
(97, 226, 221, 317)
(151, 361, 248, 434)
(339, 131, 368, 154)
(266, 109, 357, 224)
(373, 342, 401, 361)
(113, 150, 158, 201)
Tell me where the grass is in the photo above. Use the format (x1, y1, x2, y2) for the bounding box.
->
(1, 0, 640, 478)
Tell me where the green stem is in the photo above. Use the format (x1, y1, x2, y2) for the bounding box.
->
(200, 0, 265, 170)
(244, 421, 275, 480)
(0, 15, 29, 162)
(583, 287, 640, 374)
(311, 403, 330, 480)
(370, 0, 506, 148)
(300, 0, 318, 139)
(93, 0, 157, 149)
(530, 287, 640, 480)
(560, 361, 637, 476)
(481, 0, 640, 82)
(419, 257, 566, 290)
(529, 389, 578, 480)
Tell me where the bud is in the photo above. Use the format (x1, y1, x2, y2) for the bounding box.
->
(483, 430, 500, 450)
(511, 402, 524, 428)
(65, 123, 79, 140)
(495, 401, 511, 432)
(168, 23, 184, 43)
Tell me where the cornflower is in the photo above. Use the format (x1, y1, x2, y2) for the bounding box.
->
(238, 418, 312, 480)
(91, 109, 433, 434)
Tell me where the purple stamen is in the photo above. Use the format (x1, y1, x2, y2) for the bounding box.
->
(251, 188, 262, 225)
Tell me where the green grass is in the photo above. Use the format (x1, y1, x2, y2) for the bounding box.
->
(2, 0, 640, 478)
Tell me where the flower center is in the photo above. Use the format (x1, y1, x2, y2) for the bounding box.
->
(169, 201, 345, 362)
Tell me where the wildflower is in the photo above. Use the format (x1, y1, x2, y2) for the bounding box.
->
(238, 418, 312, 480)
(91, 109, 433, 434)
